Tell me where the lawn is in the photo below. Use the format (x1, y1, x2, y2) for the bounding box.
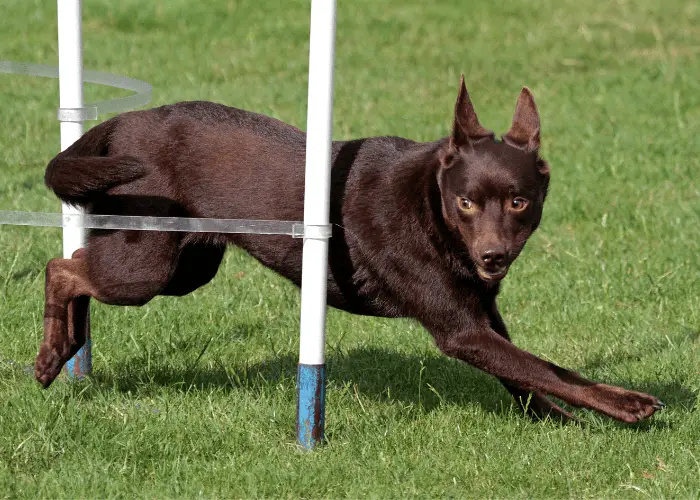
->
(1, 0, 699, 497)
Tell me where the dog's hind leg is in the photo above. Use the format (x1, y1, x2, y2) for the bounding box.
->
(65, 249, 91, 377)
(36, 230, 180, 387)
(35, 253, 99, 387)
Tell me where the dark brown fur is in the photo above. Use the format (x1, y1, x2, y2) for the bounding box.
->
(37, 76, 663, 424)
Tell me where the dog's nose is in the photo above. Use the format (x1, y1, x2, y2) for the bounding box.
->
(481, 248, 506, 267)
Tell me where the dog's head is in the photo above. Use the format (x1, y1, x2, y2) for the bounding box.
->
(437, 75, 550, 284)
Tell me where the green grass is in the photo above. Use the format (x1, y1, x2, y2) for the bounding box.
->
(1, 0, 700, 497)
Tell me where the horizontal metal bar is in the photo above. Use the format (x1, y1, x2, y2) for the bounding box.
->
(0, 211, 308, 237)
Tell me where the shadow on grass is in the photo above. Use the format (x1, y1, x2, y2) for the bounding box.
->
(97, 346, 507, 414)
(577, 327, 700, 421)
(581, 329, 700, 375)
(9, 319, 694, 429)
(91, 341, 696, 430)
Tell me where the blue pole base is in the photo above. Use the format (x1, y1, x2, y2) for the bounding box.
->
(296, 363, 326, 449)
(64, 296, 92, 380)
(65, 337, 92, 380)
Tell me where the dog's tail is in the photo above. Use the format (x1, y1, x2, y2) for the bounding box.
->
(45, 118, 148, 206)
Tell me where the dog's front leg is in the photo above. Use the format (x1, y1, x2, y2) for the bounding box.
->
(487, 308, 576, 422)
(431, 326, 663, 423)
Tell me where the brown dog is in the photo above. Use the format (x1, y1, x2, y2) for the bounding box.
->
(37, 76, 663, 423)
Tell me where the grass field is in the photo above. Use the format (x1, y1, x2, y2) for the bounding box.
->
(1, 0, 699, 497)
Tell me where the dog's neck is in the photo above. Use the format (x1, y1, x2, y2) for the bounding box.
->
(391, 138, 495, 291)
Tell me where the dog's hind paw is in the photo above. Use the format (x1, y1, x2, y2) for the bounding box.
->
(34, 345, 66, 388)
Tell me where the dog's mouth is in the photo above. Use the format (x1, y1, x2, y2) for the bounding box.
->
(476, 266, 508, 283)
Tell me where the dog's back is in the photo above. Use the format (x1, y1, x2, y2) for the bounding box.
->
(47, 102, 308, 219)
(44, 102, 427, 315)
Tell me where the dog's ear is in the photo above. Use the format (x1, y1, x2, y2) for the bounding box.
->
(449, 75, 494, 152)
(503, 87, 540, 152)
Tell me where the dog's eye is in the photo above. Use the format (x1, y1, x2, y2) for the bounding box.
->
(457, 197, 474, 212)
(511, 197, 529, 211)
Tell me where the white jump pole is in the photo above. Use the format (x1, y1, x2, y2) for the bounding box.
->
(296, 0, 337, 448)
(57, 0, 91, 378)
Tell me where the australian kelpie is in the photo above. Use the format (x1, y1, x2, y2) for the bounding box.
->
(36, 76, 663, 423)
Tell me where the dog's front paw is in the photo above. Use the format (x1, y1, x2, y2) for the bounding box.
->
(594, 384, 665, 423)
